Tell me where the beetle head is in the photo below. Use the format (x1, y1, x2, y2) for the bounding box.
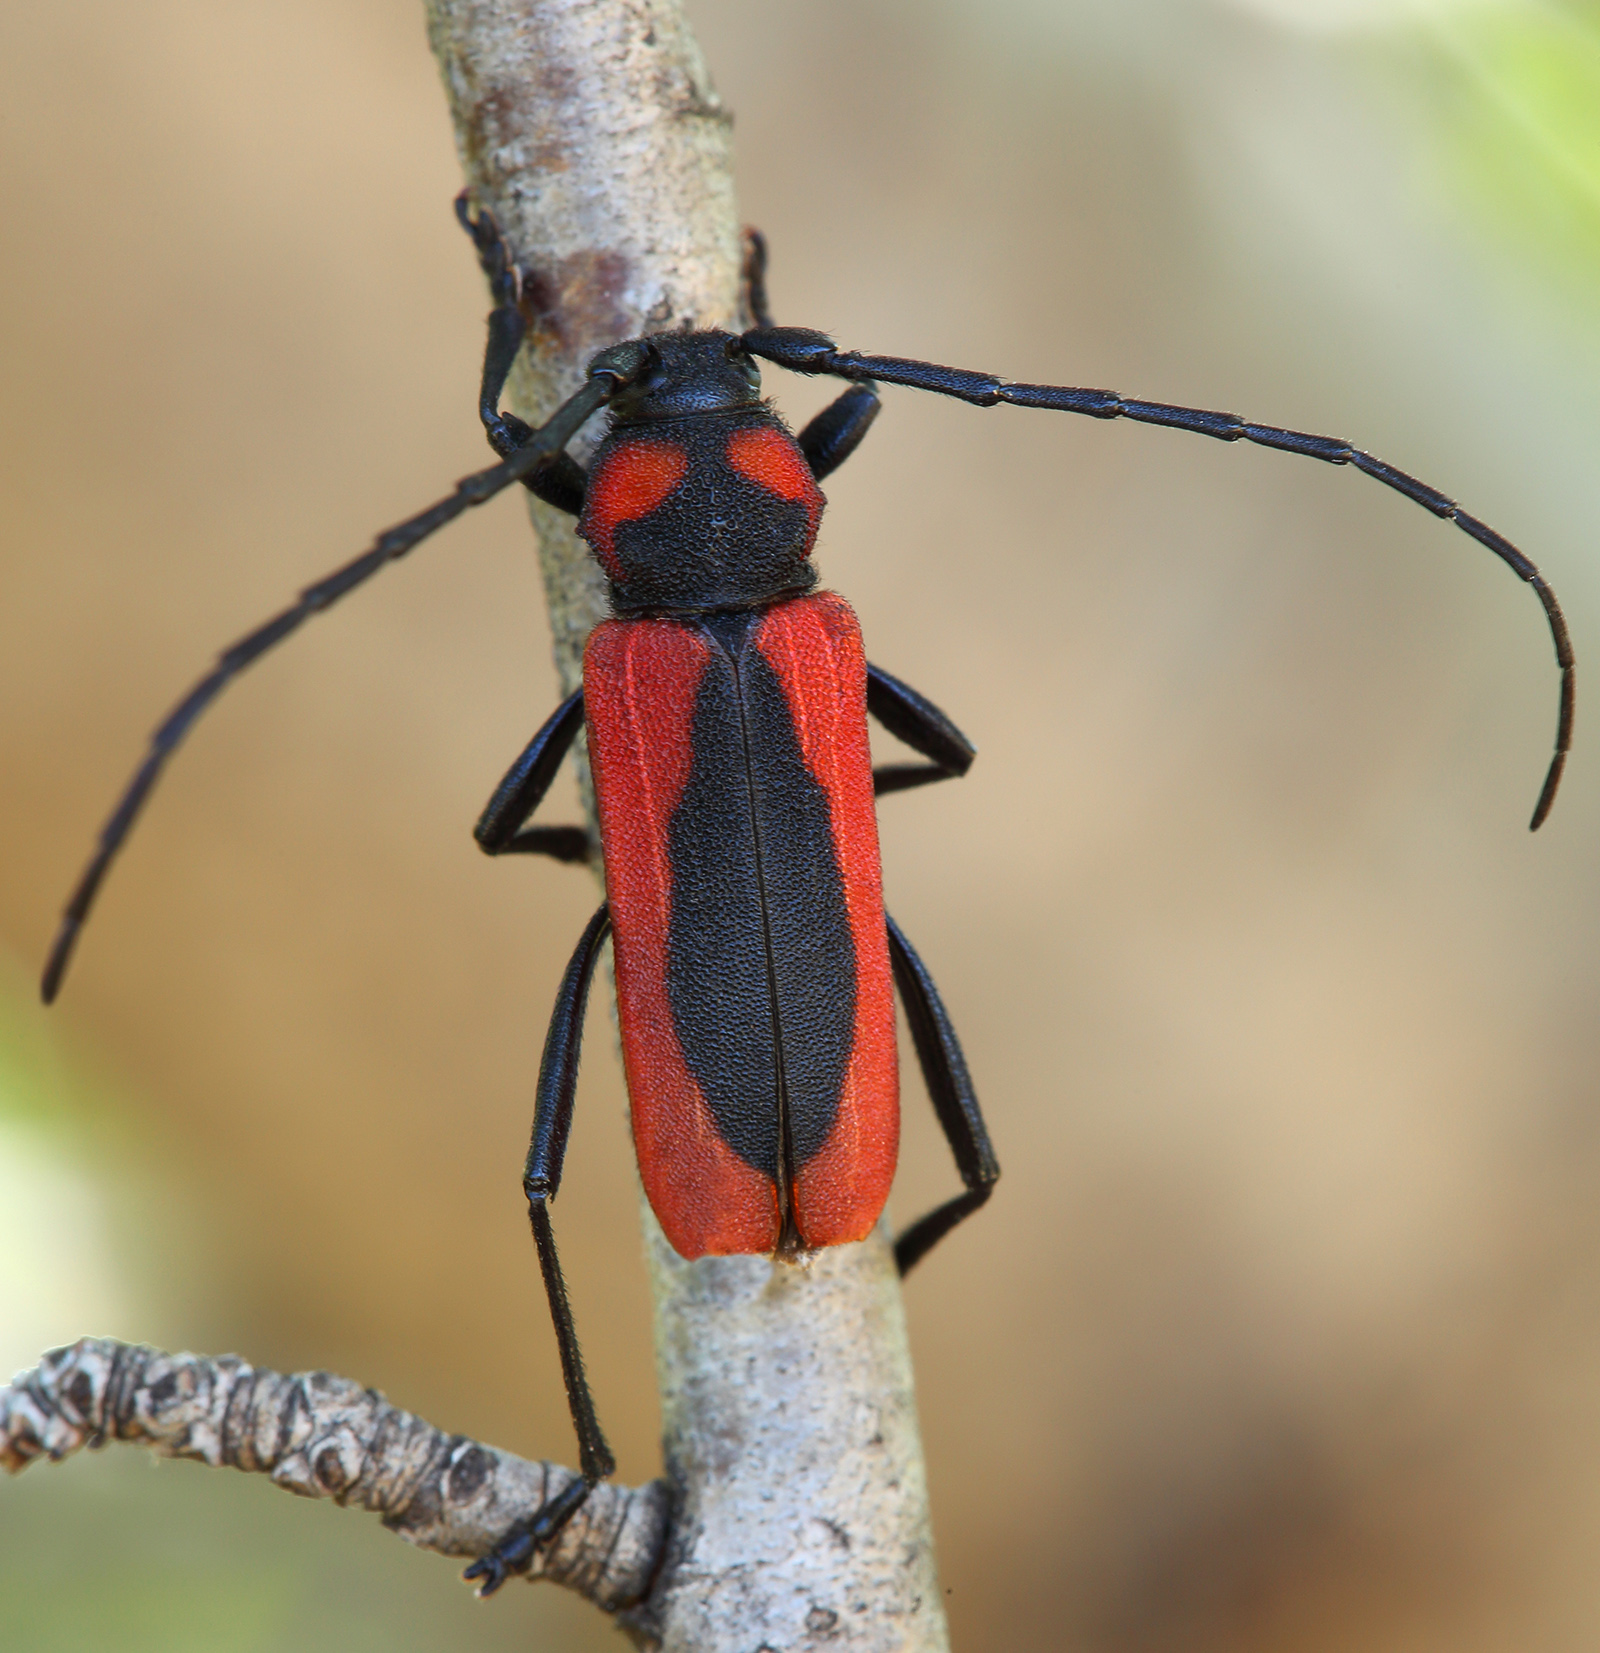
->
(596, 329, 761, 422)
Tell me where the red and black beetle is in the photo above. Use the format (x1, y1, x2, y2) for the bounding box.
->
(40, 198, 1574, 1588)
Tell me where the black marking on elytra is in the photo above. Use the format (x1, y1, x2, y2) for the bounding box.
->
(665, 611, 855, 1185)
(742, 623, 858, 1169)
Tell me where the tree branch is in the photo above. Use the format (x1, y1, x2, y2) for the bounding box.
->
(1, 1338, 668, 1614)
(423, 6, 951, 1648)
(425, 0, 741, 690)
(11, 6, 953, 1647)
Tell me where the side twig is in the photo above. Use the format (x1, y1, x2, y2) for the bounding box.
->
(1, 1338, 669, 1614)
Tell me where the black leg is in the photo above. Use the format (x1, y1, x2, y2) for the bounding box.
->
(798, 384, 881, 483)
(488, 825, 592, 863)
(489, 413, 588, 517)
(867, 664, 975, 798)
(886, 914, 999, 1276)
(738, 232, 882, 483)
(455, 194, 588, 517)
(474, 689, 591, 864)
(41, 358, 632, 1005)
(465, 904, 615, 1597)
(455, 191, 525, 437)
(744, 324, 1573, 830)
(741, 227, 774, 331)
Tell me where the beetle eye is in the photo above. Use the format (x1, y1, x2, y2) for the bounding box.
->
(725, 342, 760, 389)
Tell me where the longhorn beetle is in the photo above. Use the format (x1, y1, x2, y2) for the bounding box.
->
(41, 197, 1574, 1591)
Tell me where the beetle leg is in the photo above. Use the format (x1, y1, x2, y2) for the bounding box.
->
(737, 230, 882, 484)
(455, 193, 588, 516)
(492, 415, 588, 515)
(474, 689, 592, 864)
(797, 383, 882, 483)
(740, 227, 774, 330)
(454, 192, 525, 449)
(467, 904, 616, 1597)
(885, 914, 999, 1276)
(867, 664, 976, 798)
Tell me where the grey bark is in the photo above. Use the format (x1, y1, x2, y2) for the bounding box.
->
(425, 3, 949, 1648)
(638, 1224, 943, 1651)
(425, 0, 742, 692)
(0, 1339, 667, 1611)
(6, 5, 951, 1649)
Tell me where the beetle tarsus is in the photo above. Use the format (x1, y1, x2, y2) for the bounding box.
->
(464, 1475, 595, 1597)
(741, 226, 774, 331)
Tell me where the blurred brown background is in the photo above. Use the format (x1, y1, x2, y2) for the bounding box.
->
(5, 1, 1600, 1648)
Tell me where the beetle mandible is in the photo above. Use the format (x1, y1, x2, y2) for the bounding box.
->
(40, 195, 1574, 1590)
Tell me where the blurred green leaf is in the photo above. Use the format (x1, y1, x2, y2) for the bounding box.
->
(1391, 0, 1600, 308)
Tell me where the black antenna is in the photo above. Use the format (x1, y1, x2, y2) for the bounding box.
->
(41, 361, 638, 1004)
(743, 325, 1574, 829)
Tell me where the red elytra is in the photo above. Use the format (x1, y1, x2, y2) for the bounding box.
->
(585, 591, 897, 1258)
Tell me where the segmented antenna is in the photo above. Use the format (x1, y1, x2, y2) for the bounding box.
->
(743, 325, 1574, 829)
